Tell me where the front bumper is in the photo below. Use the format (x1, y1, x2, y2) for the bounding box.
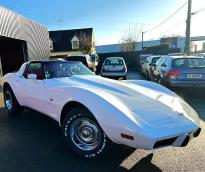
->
(120, 127, 201, 150)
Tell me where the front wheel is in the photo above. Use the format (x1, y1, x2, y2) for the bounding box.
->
(3, 86, 23, 115)
(62, 107, 112, 159)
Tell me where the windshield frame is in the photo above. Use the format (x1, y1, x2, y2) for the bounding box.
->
(42, 61, 95, 79)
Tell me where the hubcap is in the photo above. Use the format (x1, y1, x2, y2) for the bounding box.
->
(69, 118, 101, 151)
(5, 91, 13, 110)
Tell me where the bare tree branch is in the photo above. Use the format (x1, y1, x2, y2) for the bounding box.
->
(120, 24, 141, 52)
(78, 31, 94, 54)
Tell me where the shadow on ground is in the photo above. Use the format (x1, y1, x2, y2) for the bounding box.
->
(175, 89, 205, 121)
(0, 108, 162, 172)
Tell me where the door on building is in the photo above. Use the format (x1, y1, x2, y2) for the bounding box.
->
(0, 36, 28, 75)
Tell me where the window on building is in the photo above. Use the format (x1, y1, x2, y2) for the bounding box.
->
(71, 35, 79, 49)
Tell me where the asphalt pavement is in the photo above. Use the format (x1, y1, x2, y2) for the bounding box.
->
(0, 70, 205, 172)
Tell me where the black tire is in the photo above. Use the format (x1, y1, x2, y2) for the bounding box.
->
(145, 71, 150, 80)
(62, 107, 112, 159)
(3, 86, 23, 115)
(122, 76, 127, 80)
(158, 77, 166, 86)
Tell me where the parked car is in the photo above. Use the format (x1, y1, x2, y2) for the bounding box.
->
(139, 54, 152, 73)
(3, 60, 201, 159)
(101, 57, 127, 79)
(89, 54, 100, 67)
(153, 55, 205, 88)
(141, 55, 161, 80)
(64, 54, 96, 72)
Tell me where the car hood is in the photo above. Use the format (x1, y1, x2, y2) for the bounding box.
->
(54, 75, 200, 127)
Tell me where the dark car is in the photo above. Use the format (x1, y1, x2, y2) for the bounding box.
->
(153, 56, 205, 88)
(64, 54, 96, 72)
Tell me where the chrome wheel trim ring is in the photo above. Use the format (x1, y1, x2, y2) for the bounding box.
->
(69, 118, 102, 151)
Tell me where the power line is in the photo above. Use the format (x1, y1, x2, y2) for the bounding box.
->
(158, 20, 186, 38)
(145, 1, 188, 33)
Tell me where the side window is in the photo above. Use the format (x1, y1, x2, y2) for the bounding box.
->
(161, 58, 167, 67)
(156, 58, 164, 66)
(25, 62, 43, 80)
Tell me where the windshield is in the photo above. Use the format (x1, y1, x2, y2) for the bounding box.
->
(44, 61, 95, 79)
(173, 58, 205, 68)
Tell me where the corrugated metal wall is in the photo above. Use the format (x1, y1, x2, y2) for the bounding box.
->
(0, 7, 50, 60)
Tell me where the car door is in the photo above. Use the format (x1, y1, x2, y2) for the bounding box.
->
(158, 58, 168, 78)
(19, 62, 45, 112)
(153, 57, 165, 76)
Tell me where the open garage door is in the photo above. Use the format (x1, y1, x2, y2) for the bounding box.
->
(0, 36, 28, 75)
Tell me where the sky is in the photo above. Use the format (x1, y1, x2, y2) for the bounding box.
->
(1, 0, 205, 45)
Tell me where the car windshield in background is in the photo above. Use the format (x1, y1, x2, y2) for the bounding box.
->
(173, 58, 205, 68)
(66, 56, 87, 63)
(90, 55, 96, 62)
(105, 59, 123, 66)
(44, 61, 95, 79)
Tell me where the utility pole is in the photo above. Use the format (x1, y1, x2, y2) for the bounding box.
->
(142, 31, 144, 50)
(185, 0, 192, 55)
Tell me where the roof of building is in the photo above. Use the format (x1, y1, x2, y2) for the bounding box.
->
(49, 28, 93, 52)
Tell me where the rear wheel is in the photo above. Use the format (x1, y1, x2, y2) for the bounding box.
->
(122, 76, 127, 80)
(157, 77, 162, 85)
(145, 71, 150, 80)
(3, 86, 23, 115)
(62, 107, 112, 159)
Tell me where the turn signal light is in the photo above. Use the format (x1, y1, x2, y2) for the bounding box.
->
(122, 66, 127, 72)
(101, 66, 106, 72)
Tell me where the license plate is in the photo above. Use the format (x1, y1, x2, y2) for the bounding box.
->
(187, 74, 202, 78)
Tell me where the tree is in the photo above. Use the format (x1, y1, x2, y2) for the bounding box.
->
(78, 31, 95, 54)
(120, 24, 141, 52)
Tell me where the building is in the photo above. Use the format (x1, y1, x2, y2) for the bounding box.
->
(96, 36, 205, 54)
(0, 7, 50, 75)
(49, 28, 96, 57)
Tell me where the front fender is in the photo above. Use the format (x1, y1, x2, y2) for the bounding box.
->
(57, 87, 142, 144)
(2, 73, 24, 105)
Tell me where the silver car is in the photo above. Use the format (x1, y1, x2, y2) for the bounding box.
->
(101, 57, 127, 79)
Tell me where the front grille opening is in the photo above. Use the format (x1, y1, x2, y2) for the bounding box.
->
(154, 137, 177, 149)
(193, 128, 201, 137)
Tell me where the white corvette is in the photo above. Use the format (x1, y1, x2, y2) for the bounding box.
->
(2, 60, 201, 159)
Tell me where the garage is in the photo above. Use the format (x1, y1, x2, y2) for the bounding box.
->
(0, 7, 50, 75)
(0, 36, 28, 75)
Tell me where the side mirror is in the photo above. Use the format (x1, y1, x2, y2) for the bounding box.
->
(28, 73, 37, 80)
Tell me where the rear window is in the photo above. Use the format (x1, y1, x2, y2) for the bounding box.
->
(173, 58, 205, 68)
(105, 58, 124, 66)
